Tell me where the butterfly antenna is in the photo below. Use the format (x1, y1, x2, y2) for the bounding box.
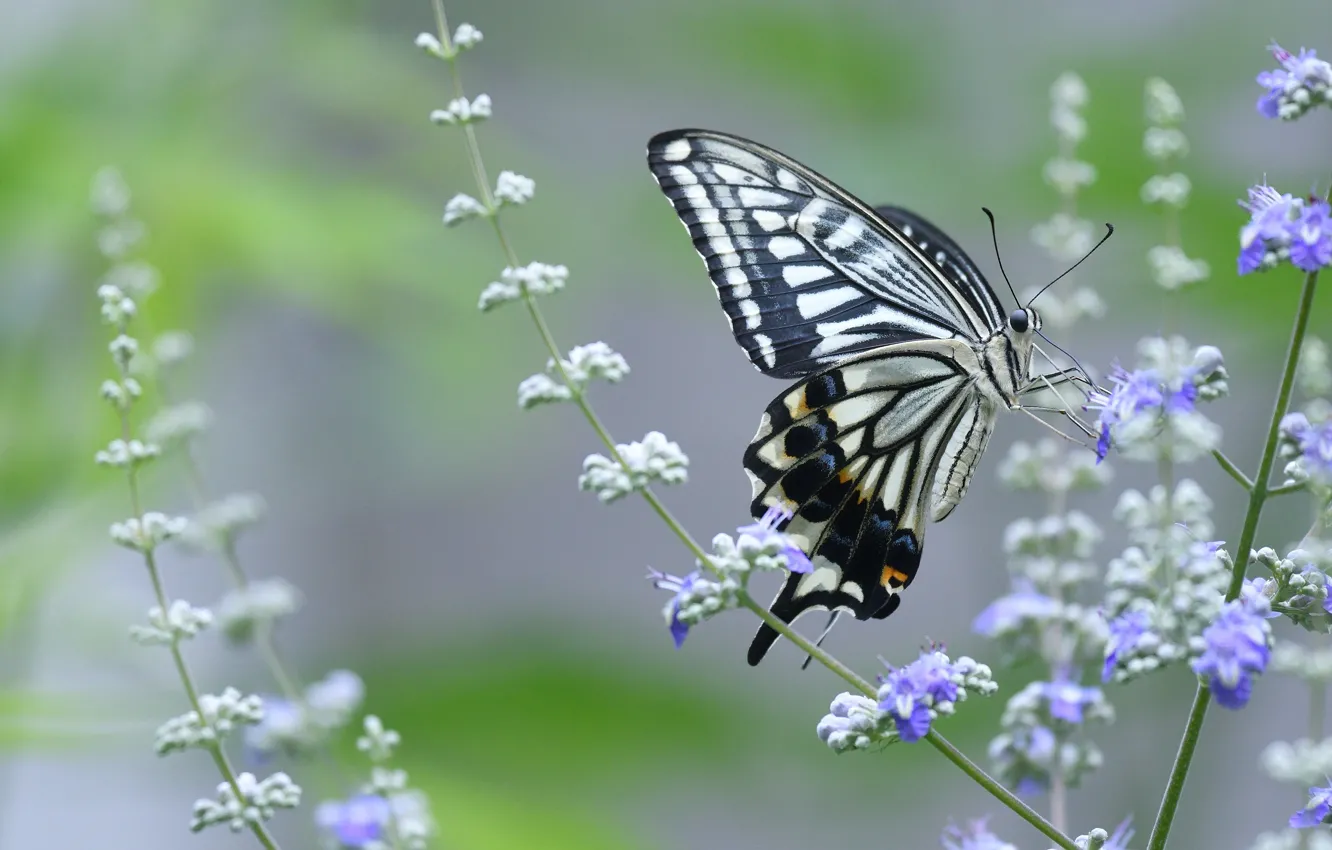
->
(1028, 222, 1115, 305)
(981, 207, 1022, 306)
(800, 611, 842, 670)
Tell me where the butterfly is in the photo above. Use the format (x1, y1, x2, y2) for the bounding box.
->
(645, 129, 1102, 665)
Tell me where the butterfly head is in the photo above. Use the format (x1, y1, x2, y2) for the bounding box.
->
(1008, 307, 1041, 336)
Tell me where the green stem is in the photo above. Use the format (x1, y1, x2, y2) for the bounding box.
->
(1269, 481, 1308, 498)
(1146, 267, 1320, 850)
(1211, 449, 1254, 492)
(927, 731, 1078, 850)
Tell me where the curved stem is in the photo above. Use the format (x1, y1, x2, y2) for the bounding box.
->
(1146, 266, 1320, 850)
(1211, 449, 1254, 492)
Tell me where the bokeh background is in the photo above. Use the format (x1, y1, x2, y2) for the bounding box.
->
(3, 1, 1332, 848)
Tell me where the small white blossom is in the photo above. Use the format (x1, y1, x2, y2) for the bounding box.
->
(430, 93, 492, 125)
(1143, 127, 1189, 161)
(95, 438, 160, 469)
(190, 771, 301, 833)
(479, 262, 568, 310)
(1250, 829, 1332, 850)
(1147, 245, 1210, 290)
(652, 568, 741, 636)
(1031, 213, 1095, 263)
(129, 600, 213, 645)
(1298, 337, 1332, 399)
(1140, 173, 1192, 207)
(413, 32, 443, 55)
(817, 693, 890, 752)
(453, 22, 483, 50)
(999, 439, 1111, 493)
(517, 373, 572, 409)
(98, 283, 137, 326)
(357, 714, 402, 762)
(156, 687, 264, 754)
(97, 220, 147, 260)
(443, 192, 488, 226)
(494, 170, 535, 206)
(146, 402, 214, 448)
(181, 493, 266, 551)
(216, 578, 301, 643)
(554, 341, 630, 385)
(110, 512, 188, 552)
(153, 330, 195, 367)
(1264, 738, 1332, 784)
(102, 260, 159, 299)
(1043, 158, 1096, 196)
(1018, 286, 1105, 331)
(90, 167, 131, 217)
(366, 766, 410, 795)
(100, 377, 142, 409)
(1145, 77, 1185, 125)
(578, 431, 688, 502)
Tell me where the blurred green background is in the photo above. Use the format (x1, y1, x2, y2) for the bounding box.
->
(3, 1, 1332, 848)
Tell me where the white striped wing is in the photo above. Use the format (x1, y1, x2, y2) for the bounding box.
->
(742, 339, 988, 663)
(647, 129, 1006, 379)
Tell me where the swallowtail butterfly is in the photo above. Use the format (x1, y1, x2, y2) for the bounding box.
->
(646, 129, 1097, 665)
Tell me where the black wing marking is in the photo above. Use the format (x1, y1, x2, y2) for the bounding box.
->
(742, 340, 984, 664)
(872, 205, 1006, 336)
(646, 129, 1004, 379)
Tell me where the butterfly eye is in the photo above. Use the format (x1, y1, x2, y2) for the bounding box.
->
(1008, 309, 1030, 333)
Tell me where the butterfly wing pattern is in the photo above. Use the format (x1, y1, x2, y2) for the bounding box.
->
(646, 129, 1020, 664)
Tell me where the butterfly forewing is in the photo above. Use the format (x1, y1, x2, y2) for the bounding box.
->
(647, 130, 1003, 379)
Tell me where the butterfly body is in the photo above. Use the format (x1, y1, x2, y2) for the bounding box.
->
(645, 129, 1049, 664)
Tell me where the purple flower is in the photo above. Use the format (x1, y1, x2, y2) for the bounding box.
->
(1040, 679, 1101, 724)
(879, 650, 962, 743)
(942, 818, 1015, 850)
(1239, 577, 1279, 619)
(1299, 419, 1332, 480)
(650, 569, 699, 648)
(1238, 183, 1300, 275)
(1084, 365, 1198, 461)
(1191, 602, 1270, 709)
(1291, 785, 1332, 828)
(1256, 43, 1332, 119)
(1102, 610, 1149, 682)
(1105, 818, 1135, 850)
(1289, 201, 1332, 272)
(738, 504, 813, 573)
(315, 794, 391, 848)
(972, 586, 1060, 636)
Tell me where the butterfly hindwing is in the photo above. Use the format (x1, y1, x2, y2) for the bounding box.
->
(743, 340, 991, 663)
(647, 130, 1004, 379)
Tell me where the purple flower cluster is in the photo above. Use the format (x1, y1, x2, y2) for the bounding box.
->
(315, 794, 391, 848)
(1040, 678, 1102, 724)
(1190, 601, 1271, 709)
(737, 504, 813, 574)
(1238, 184, 1332, 275)
(1282, 412, 1332, 481)
(1085, 366, 1197, 462)
(941, 818, 1015, 850)
(972, 585, 1060, 638)
(1101, 610, 1149, 682)
(651, 570, 702, 648)
(1256, 43, 1332, 120)
(1291, 785, 1332, 829)
(878, 650, 966, 743)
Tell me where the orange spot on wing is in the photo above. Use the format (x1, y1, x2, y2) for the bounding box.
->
(881, 566, 909, 587)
